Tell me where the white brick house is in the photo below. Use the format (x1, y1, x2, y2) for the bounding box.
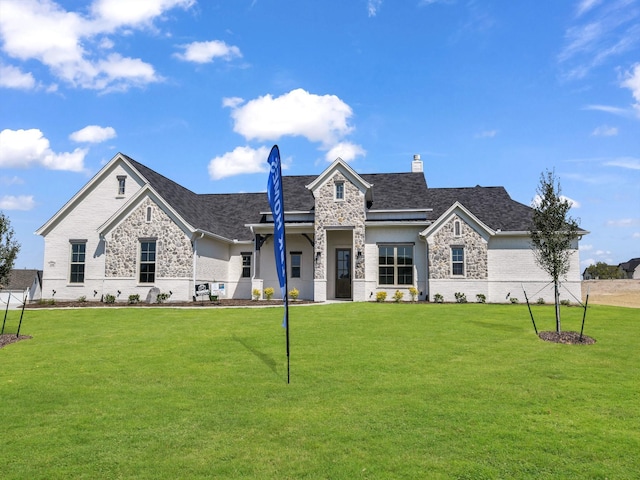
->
(36, 152, 586, 303)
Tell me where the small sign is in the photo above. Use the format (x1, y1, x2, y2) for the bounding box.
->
(195, 283, 210, 297)
(211, 282, 225, 297)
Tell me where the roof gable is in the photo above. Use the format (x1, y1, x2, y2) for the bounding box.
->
(421, 201, 494, 240)
(306, 158, 372, 196)
(36, 153, 145, 236)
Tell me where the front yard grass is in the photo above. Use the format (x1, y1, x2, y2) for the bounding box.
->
(1, 303, 638, 479)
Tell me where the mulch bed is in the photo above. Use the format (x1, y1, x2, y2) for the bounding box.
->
(0, 334, 32, 349)
(538, 331, 596, 345)
(24, 299, 313, 308)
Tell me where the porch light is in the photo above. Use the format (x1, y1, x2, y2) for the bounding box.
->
(315, 251, 321, 263)
(357, 250, 362, 259)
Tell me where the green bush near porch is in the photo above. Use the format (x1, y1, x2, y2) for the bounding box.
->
(1, 303, 638, 479)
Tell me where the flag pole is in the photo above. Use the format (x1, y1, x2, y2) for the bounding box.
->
(266, 144, 290, 383)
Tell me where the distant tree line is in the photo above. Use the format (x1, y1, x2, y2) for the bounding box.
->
(583, 262, 625, 280)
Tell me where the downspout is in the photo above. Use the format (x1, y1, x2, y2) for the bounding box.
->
(419, 232, 429, 301)
(193, 232, 204, 300)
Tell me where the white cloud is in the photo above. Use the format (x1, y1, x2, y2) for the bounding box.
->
(580, 243, 593, 251)
(474, 129, 498, 139)
(0, 64, 36, 89)
(227, 88, 354, 146)
(604, 156, 640, 169)
(606, 218, 640, 227)
(175, 40, 242, 63)
(584, 104, 635, 117)
(576, 0, 602, 17)
(591, 124, 618, 136)
(0, 0, 193, 92)
(0, 195, 36, 211)
(368, 0, 382, 17)
(633, 232, 640, 238)
(531, 194, 581, 209)
(208, 145, 271, 180)
(0, 175, 24, 186)
(70, 125, 116, 143)
(621, 63, 640, 112)
(558, 1, 640, 80)
(0, 128, 87, 172)
(90, 0, 195, 29)
(325, 142, 366, 162)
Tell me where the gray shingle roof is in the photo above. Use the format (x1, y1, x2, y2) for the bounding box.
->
(124, 155, 539, 241)
(3, 269, 42, 290)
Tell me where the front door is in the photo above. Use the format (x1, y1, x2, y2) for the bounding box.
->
(335, 248, 352, 299)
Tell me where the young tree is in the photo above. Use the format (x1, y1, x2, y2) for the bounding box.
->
(0, 212, 21, 288)
(530, 170, 580, 333)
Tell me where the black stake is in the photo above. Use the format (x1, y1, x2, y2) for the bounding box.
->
(16, 295, 27, 338)
(579, 288, 590, 342)
(1, 296, 9, 334)
(522, 285, 538, 335)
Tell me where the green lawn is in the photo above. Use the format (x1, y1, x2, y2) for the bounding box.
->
(1, 303, 638, 479)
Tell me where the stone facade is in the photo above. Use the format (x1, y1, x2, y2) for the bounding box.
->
(105, 198, 193, 278)
(313, 172, 366, 280)
(428, 215, 488, 280)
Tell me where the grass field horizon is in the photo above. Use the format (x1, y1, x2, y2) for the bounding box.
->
(1, 303, 638, 479)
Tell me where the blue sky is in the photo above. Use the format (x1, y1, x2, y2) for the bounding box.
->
(1, 0, 639, 271)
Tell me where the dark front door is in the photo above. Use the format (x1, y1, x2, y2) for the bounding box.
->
(335, 248, 352, 299)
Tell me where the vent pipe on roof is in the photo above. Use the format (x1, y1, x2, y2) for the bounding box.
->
(411, 154, 423, 173)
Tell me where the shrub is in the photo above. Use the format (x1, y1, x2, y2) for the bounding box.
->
(433, 293, 444, 303)
(454, 292, 467, 303)
(128, 294, 140, 304)
(376, 291, 387, 302)
(252, 288, 261, 301)
(408, 286, 418, 302)
(289, 288, 299, 301)
(475, 294, 486, 304)
(392, 290, 404, 303)
(264, 287, 275, 300)
(510, 297, 519, 304)
(156, 293, 170, 304)
(104, 294, 116, 304)
(78, 296, 87, 303)
(560, 299, 571, 306)
(536, 297, 545, 305)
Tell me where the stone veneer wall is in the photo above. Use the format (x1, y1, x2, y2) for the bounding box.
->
(105, 198, 193, 278)
(313, 172, 366, 280)
(428, 214, 487, 280)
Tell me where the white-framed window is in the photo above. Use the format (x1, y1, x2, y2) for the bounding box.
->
(335, 181, 344, 201)
(378, 244, 413, 285)
(117, 176, 126, 196)
(451, 246, 465, 276)
(146, 206, 152, 223)
(241, 252, 252, 278)
(69, 240, 86, 283)
(139, 240, 156, 283)
(290, 251, 302, 278)
(454, 220, 461, 237)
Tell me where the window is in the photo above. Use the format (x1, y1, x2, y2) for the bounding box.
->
(139, 240, 156, 283)
(117, 176, 126, 196)
(241, 252, 252, 278)
(146, 206, 152, 223)
(452, 247, 464, 276)
(291, 252, 302, 278)
(69, 242, 86, 283)
(378, 245, 413, 285)
(335, 182, 344, 200)
(454, 220, 461, 237)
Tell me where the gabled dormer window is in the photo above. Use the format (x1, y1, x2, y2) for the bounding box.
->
(117, 176, 126, 196)
(335, 182, 344, 201)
